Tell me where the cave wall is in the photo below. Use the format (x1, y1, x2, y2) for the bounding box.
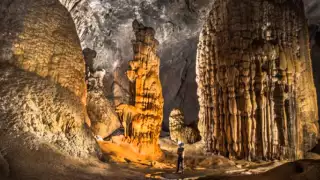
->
(0, 0, 97, 168)
(196, 0, 318, 160)
(58, 0, 214, 131)
(304, 0, 320, 24)
(58, 0, 320, 131)
(0, 0, 87, 105)
(311, 27, 320, 127)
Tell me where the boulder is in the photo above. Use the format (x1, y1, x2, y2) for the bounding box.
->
(169, 108, 201, 144)
(0, 64, 97, 158)
(0, 0, 87, 104)
(87, 91, 121, 139)
(0, 0, 98, 177)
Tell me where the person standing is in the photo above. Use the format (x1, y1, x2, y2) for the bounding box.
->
(176, 141, 185, 174)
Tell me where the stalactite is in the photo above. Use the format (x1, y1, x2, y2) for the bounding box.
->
(116, 20, 164, 159)
(196, 0, 318, 160)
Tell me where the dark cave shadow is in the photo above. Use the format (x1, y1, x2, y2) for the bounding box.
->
(159, 37, 200, 131)
(310, 25, 320, 129)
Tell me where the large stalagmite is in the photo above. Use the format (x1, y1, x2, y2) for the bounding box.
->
(196, 0, 319, 160)
(0, 2, 99, 179)
(0, 0, 95, 157)
(116, 20, 164, 158)
(0, 0, 87, 105)
(169, 108, 201, 144)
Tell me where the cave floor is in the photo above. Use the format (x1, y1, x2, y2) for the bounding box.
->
(99, 139, 293, 179)
(102, 155, 320, 180)
(102, 155, 292, 179)
(94, 137, 320, 179)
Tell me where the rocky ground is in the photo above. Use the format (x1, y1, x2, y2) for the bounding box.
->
(1, 134, 320, 180)
(97, 137, 320, 180)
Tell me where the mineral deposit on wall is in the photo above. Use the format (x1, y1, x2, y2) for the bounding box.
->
(196, 0, 318, 160)
(116, 20, 164, 158)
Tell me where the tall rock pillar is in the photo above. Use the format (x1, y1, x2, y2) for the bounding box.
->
(196, 0, 318, 160)
(116, 20, 164, 159)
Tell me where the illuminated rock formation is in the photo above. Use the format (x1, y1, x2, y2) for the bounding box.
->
(169, 108, 201, 144)
(196, 0, 318, 160)
(0, 0, 97, 168)
(0, 0, 87, 105)
(116, 20, 164, 158)
(0, 64, 96, 157)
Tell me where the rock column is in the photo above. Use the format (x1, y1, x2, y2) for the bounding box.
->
(196, 0, 318, 160)
(116, 20, 164, 158)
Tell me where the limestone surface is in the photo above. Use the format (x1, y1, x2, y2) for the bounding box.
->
(58, 0, 320, 131)
(196, 0, 318, 160)
(0, 64, 96, 158)
(83, 47, 122, 140)
(0, 0, 97, 167)
(0, 0, 87, 104)
(169, 108, 201, 144)
(0, 152, 9, 178)
(58, 0, 215, 130)
(87, 91, 121, 139)
(116, 20, 164, 158)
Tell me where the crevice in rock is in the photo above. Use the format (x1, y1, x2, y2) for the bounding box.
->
(70, 0, 82, 12)
(174, 58, 192, 107)
(184, 0, 196, 13)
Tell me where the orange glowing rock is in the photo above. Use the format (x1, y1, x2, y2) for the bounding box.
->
(116, 20, 164, 160)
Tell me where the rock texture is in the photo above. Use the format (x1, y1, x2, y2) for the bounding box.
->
(196, 0, 318, 160)
(58, 0, 215, 130)
(0, 151, 9, 178)
(304, 0, 320, 24)
(83, 47, 122, 139)
(87, 91, 121, 139)
(0, 0, 97, 163)
(116, 20, 163, 157)
(0, 64, 96, 157)
(0, 0, 87, 105)
(169, 108, 201, 144)
(58, 0, 320, 131)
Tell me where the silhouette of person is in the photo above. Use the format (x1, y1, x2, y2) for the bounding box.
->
(176, 141, 185, 174)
